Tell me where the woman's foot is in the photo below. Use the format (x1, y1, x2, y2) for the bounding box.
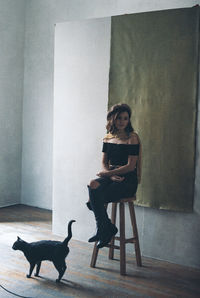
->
(88, 234, 99, 242)
(88, 221, 117, 243)
(97, 224, 118, 249)
(86, 201, 92, 210)
(88, 228, 99, 242)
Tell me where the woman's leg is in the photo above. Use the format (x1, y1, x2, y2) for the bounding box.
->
(86, 178, 109, 210)
(94, 178, 138, 248)
(87, 178, 116, 243)
(104, 181, 138, 203)
(88, 177, 111, 224)
(87, 176, 138, 248)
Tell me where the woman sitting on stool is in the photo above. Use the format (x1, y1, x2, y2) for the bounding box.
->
(87, 103, 140, 249)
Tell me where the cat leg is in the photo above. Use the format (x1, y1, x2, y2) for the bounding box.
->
(53, 261, 66, 283)
(27, 262, 35, 278)
(61, 261, 67, 277)
(59, 262, 67, 282)
(34, 261, 41, 276)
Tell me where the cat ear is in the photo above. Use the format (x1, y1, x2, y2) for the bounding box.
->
(17, 236, 21, 240)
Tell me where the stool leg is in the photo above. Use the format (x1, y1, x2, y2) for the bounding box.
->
(90, 242, 99, 268)
(109, 203, 117, 260)
(90, 204, 108, 268)
(128, 202, 142, 267)
(119, 202, 126, 275)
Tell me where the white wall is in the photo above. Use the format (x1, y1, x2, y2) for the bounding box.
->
(53, 18, 111, 238)
(0, 0, 199, 269)
(0, 0, 26, 207)
(18, 0, 200, 268)
(22, 0, 199, 209)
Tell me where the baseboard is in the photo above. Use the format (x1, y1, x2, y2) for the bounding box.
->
(0, 203, 20, 208)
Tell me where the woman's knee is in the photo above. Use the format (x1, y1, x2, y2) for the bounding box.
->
(89, 179, 100, 189)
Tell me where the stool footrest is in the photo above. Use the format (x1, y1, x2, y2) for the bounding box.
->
(114, 236, 120, 241)
(125, 237, 138, 244)
(114, 236, 137, 243)
(106, 244, 120, 249)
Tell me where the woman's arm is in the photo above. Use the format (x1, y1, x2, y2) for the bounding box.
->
(97, 134, 139, 177)
(102, 152, 109, 171)
(101, 152, 125, 181)
(98, 156, 138, 177)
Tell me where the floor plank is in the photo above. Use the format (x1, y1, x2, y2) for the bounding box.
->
(0, 204, 200, 298)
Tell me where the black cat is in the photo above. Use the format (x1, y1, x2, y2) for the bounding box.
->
(12, 219, 75, 282)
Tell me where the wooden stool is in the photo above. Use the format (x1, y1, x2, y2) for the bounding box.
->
(90, 196, 142, 275)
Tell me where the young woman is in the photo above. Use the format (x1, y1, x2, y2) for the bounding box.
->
(87, 103, 141, 249)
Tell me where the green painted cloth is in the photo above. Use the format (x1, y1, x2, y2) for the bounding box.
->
(108, 7, 199, 211)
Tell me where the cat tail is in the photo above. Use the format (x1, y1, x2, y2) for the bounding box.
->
(63, 220, 76, 246)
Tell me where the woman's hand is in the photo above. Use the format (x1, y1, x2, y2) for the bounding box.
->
(96, 170, 111, 177)
(97, 171, 125, 182)
(110, 175, 125, 182)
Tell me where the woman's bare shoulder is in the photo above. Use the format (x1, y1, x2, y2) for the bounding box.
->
(103, 133, 113, 143)
(128, 132, 139, 145)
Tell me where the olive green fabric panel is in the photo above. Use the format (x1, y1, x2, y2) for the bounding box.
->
(108, 7, 199, 211)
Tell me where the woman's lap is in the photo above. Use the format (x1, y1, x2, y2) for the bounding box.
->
(94, 177, 137, 203)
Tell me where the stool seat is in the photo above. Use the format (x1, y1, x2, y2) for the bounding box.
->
(115, 196, 136, 203)
(90, 196, 142, 275)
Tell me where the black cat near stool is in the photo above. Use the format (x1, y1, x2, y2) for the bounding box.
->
(12, 220, 75, 282)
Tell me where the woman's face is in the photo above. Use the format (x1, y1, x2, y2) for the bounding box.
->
(115, 111, 130, 131)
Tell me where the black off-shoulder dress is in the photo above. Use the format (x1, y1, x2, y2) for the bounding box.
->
(87, 142, 139, 225)
(98, 142, 139, 200)
(103, 142, 139, 182)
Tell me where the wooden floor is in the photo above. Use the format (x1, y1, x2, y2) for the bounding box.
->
(0, 205, 200, 298)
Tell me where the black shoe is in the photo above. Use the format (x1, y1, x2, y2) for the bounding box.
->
(88, 234, 99, 242)
(97, 224, 118, 249)
(88, 220, 113, 243)
(86, 201, 92, 211)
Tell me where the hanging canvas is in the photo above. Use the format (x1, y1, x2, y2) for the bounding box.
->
(108, 7, 199, 211)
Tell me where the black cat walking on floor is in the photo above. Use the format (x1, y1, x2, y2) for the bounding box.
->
(12, 219, 75, 282)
